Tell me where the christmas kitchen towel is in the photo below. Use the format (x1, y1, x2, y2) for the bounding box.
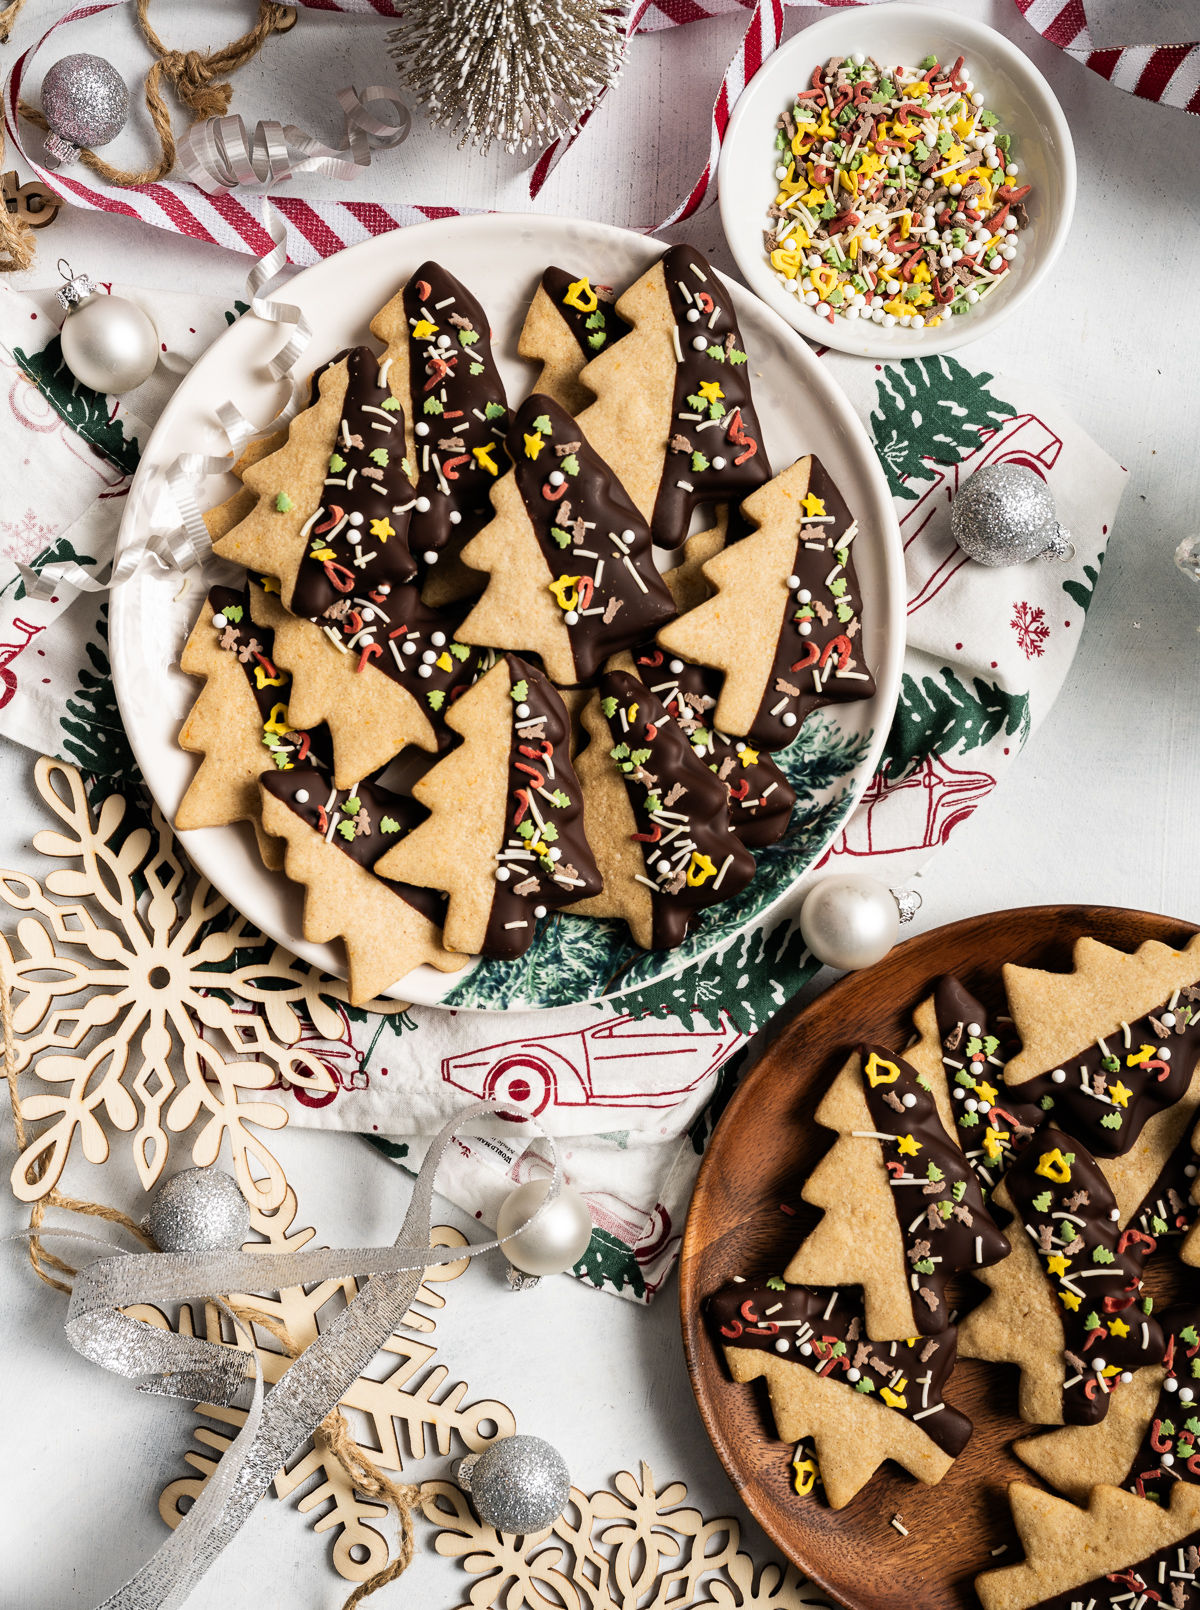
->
(0, 278, 1126, 1302)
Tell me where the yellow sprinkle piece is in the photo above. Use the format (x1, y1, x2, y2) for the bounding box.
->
(974, 1080, 997, 1106)
(411, 318, 438, 340)
(900, 212, 911, 240)
(563, 276, 598, 313)
(263, 702, 290, 735)
(435, 651, 453, 672)
(1059, 1290, 1081, 1312)
(864, 1053, 900, 1088)
(896, 1133, 921, 1158)
(686, 851, 718, 886)
(261, 575, 281, 595)
(310, 547, 336, 562)
(1109, 1318, 1131, 1339)
(983, 1126, 1009, 1161)
(698, 380, 725, 402)
(801, 493, 827, 519)
(792, 1450, 819, 1497)
(548, 575, 581, 611)
(473, 444, 499, 475)
(628, 703, 638, 725)
(1034, 1148, 1073, 1185)
(370, 517, 395, 541)
(880, 1387, 908, 1410)
(523, 432, 545, 460)
(1108, 1080, 1132, 1108)
(911, 261, 932, 285)
(738, 746, 760, 768)
(1127, 1044, 1155, 1067)
(253, 666, 286, 691)
(1045, 1254, 1071, 1278)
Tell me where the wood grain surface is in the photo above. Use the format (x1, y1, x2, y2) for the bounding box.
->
(679, 906, 1200, 1610)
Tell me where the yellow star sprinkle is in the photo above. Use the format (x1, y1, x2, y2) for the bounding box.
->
(896, 1134, 921, 1158)
(975, 1080, 998, 1106)
(1108, 1080, 1132, 1108)
(1045, 1254, 1071, 1277)
(698, 380, 725, 403)
(411, 319, 438, 340)
(1109, 1317, 1131, 1339)
(802, 493, 827, 519)
(739, 747, 760, 768)
(523, 432, 545, 460)
(369, 517, 395, 542)
(1059, 1291, 1081, 1312)
(261, 575, 281, 595)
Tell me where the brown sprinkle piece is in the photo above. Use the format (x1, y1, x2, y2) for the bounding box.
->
(512, 876, 539, 897)
(919, 1340, 939, 1364)
(918, 1286, 939, 1313)
(554, 440, 582, 458)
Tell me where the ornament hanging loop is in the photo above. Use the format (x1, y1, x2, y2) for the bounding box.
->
(55, 261, 97, 312)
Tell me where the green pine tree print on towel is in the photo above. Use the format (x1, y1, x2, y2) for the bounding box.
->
(13, 335, 141, 477)
(882, 668, 1030, 783)
(60, 605, 140, 785)
(870, 355, 1015, 500)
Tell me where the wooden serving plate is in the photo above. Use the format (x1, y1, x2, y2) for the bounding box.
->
(679, 905, 1200, 1610)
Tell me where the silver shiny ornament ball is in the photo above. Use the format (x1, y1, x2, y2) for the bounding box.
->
(456, 1435, 570, 1533)
(1176, 535, 1200, 583)
(496, 1178, 593, 1281)
(950, 463, 1072, 567)
(799, 874, 901, 971)
(146, 1167, 251, 1253)
(41, 54, 129, 148)
(61, 290, 159, 394)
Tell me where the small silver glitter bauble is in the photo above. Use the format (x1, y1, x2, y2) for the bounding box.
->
(41, 54, 129, 159)
(56, 264, 158, 394)
(456, 1435, 570, 1533)
(950, 463, 1072, 568)
(496, 1179, 593, 1287)
(146, 1167, 251, 1253)
(799, 875, 903, 971)
(1176, 535, 1200, 583)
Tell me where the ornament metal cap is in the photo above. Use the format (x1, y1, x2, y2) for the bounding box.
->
(56, 260, 96, 312)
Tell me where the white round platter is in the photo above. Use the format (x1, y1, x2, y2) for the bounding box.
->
(110, 212, 904, 1011)
(718, 3, 1076, 358)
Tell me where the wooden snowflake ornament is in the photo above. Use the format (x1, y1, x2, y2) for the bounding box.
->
(4, 758, 405, 1210)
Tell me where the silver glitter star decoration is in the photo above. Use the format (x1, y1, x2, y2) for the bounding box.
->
(387, 0, 629, 155)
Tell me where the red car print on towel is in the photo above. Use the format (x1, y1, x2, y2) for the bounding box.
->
(828, 751, 996, 861)
(0, 617, 45, 708)
(441, 1011, 743, 1116)
(902, 411, 1064, 618)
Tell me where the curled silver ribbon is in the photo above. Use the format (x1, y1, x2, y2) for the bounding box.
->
(20, 200, 313, 604)
(36, 1100, 562, 1610)
(178, 85, 411, 194)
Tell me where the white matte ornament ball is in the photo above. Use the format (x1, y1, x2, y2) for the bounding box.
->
(456, 1435, 570, 1533)
(146, 1167, 251, 1253)
(496, 1178, 593, 1278)
(60, 288, 159, 395)
(798, 874, 902, 971)
(951, 463, 1073, 567)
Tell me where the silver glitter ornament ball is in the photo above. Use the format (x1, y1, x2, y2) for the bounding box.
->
(456, 1435, 571, 1533)
(950, 463, 1072, 568)
(41, 54, 129, 150)
(146, 1167, 251, 1254)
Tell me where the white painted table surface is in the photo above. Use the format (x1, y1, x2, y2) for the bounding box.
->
(2, 0, 1200, 1604)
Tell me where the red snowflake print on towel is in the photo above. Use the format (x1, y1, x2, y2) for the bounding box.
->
(1011, 601, 1050, 659)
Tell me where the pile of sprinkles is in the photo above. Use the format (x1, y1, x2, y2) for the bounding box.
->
(765, 52, 1030, 329)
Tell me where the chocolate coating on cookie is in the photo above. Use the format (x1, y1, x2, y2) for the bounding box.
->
(504, 394, 675, 682)
(858, 1044, 1010, 1332)
(1003, 1128, 1165, 1425)
(540, 267, 629, 359)
(403, 262, 509, 555)
(653, 243, 771, 550)
(594, 670, 755, 948)
(706, 1279, 972, 1459)
(484, 654, 602, 959)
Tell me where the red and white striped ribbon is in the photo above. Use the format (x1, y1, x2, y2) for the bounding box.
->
(4, 0, 1194, 270)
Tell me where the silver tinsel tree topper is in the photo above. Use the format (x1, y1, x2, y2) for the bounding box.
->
(387, 0, 628, 154)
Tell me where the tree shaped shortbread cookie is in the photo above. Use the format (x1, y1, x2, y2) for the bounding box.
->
(259, 771, 466, 1005)
(517, 268, 629, 416)
(975, 1481, 1200, 1610)
(656, 455, 876, 749)
(707, 1279, 972, 1509)
(574, 242, 770, 549)
(782, 1047, 1008, 1339)
(456, 393, 675, 685)
(374, 655, 602, 958)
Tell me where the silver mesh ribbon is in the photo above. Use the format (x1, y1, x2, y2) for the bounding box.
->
(19, 199, 313, 604)
(46, 1100, 560, 1610)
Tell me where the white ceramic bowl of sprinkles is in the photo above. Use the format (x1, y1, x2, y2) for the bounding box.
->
(718, 3, 1076, 358)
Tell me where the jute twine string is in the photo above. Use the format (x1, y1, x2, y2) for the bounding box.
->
(3, 971, 419, 1603)
(12, 0, 296, 190)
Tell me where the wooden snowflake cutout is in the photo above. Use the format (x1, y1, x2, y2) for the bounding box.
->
(146, 1184, 515, 1585)
(4, 757, 403, 1210)
(422, 1460, 826, 1609)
